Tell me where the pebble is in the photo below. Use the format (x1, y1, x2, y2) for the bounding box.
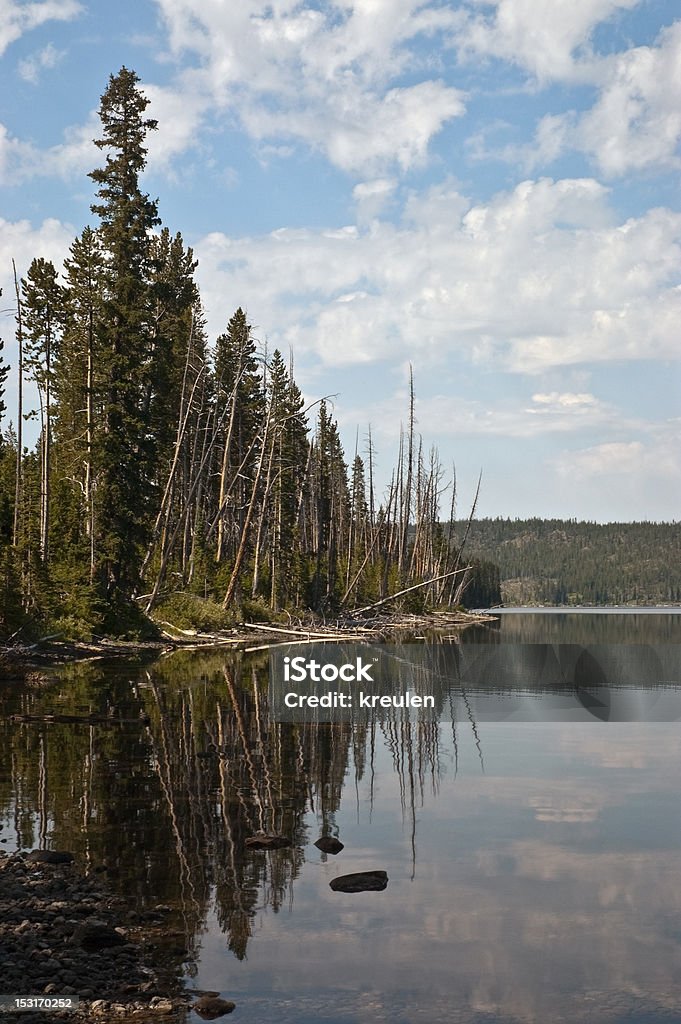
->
(150, 997, 175, 1013)
(0, 851, 184, 1020)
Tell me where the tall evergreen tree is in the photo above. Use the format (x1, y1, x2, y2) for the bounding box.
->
(213, 307, 264, 564)
(57, 227, 107, 579)
(88, 66, 160, 594)
(249, 349, 309, 608)
(22, 258, 64, 565)
(147, 228, 199, 473)
(308, 401, 349, 610)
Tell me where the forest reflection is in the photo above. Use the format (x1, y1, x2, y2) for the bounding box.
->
(0, 649, 461, 969)
(466, 610, 681, 645)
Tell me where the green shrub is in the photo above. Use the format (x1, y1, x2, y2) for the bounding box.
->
(240, 597, 279, 623)
(151, 592, 235, 632)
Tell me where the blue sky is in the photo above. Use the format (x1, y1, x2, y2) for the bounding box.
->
(1, 0, 680, 522)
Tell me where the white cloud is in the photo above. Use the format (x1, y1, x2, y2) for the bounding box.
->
(469, 112, 577, 174)
(548, 423, 679, 520)
(577, 21, 681, 175)
(242, 78, 466, 175)
(0, 217, 75, 432)
(0, 110, 102, 185)
(549, 425, 681, 520)
(453, 0, 639, 84)
(531, 391, 598, 408)
(152, 0, 467, 175)
(0, 216, 74, 311)
(0, 0, 81, 57)
(558, 439, 645, 474)
(6, 1, 679, 187)
(352, 178, 397, 221)
(17, 40, 64, 83)
(0, 72, 209, 184)
(143, 76, 213, 174)
(555, 429, 681, 480)
(194, 177, 681, 376)
(478, 18, 681, 178)
(0, 122, 39, 184)
(1, 1, 467, 183)
(335, 390, 627, 442)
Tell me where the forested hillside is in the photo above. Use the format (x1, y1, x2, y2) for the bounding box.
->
(0, 68, 495, 641)
(459, 518, 681, 606)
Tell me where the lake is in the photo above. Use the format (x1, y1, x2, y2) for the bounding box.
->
(2, 610, 681, 1023)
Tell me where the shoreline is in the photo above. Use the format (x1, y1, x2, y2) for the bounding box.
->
(0, 851, 190, 1022)
(0, 609, 493, 671)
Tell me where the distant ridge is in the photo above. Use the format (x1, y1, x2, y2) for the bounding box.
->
(454, 518, 681, 607)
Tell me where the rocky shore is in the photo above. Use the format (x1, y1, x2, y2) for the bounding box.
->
(0, 851, 190, 1022)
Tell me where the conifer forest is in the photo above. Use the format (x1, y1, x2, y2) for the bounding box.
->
(0, 68, 498, 640)
(1, 69, 675, 643)
(462, 518, 681, 607)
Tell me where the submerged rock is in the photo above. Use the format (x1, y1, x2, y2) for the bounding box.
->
(193, 995, 236, 1019)
(77, 921, 127, 950)
(26, 850, 74, 865)
(329, 870, 388, 893)
(314, 836, 344, 855)
(245, 833, 290, 850)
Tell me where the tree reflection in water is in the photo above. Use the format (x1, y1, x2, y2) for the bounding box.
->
(0, 647, 463, 968)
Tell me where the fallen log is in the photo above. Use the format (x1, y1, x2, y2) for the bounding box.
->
(242, 621, 380, 639)
(350, 567, 473, 616)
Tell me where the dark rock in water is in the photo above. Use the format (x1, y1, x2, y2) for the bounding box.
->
(26, 850, 74, 865)
(315, 836, 344, 855)
(245, 833, 290, 850)
(193, 995, 236, 1019)
(77, 921, 127, 951)
(329, 870, 388, 893)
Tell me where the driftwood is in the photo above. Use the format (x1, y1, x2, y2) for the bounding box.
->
(243, 634, 374, 653)
(242, 621, 381, 639)
(350, 566, 473, 616)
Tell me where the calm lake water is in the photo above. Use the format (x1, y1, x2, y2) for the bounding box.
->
(2, 610, 681, 1023)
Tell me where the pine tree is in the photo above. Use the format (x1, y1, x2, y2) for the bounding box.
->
(213, 307, 264, 565)
(250, 349, 309, 608)
(347, 453, 369, 598)
(22, 258, 64, 565)
(308, 400, 349, 610)
(147, 228, 199, 473)
(57, 226, 107, 580)
(88, 66, 160, 595)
